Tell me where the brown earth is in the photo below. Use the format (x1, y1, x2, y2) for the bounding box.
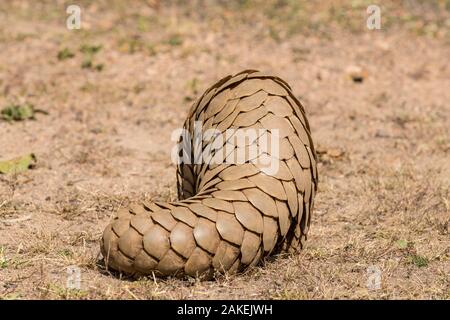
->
(0, 0, 449, 299)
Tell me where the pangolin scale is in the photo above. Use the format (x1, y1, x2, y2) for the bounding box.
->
(101, 70, 318, 278)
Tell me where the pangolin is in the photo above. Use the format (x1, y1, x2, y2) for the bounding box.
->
(101, 70, 318, 278)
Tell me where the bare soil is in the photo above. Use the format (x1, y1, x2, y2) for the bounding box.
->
(0, 0, 449, 299)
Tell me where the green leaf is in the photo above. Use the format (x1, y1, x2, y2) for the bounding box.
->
(94, 63, 104, 72)
(57, 48, 75, 61)
(408, 254, 429, 268)
(396, 239, 408, 249)
(0, 154, 37, 174)
(1, 104, 35, 121)
(81, 59, 93, 69)
(1, 104, 47, 121)
(80, 44, 102, 55)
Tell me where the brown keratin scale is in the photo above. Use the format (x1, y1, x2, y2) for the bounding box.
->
(101, 70, 318, 279)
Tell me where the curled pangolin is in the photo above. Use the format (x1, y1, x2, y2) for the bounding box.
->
(101, 70, 318, 278)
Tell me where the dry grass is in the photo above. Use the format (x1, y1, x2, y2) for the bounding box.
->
(0, 0, 449, 299)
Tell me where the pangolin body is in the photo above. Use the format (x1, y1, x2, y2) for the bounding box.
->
(101, 70, 318, 278)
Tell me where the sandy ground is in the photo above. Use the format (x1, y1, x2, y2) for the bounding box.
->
(0, 1, 449, 299)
